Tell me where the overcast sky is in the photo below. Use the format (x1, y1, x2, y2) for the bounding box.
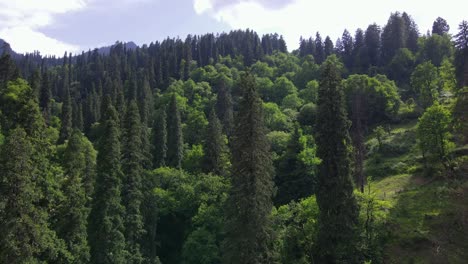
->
(0, 0, 466, 56)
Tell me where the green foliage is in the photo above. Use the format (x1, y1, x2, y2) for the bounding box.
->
(417, 102, 454, 171)
(0, 127, 69, 263)
(273, 196, 319, 264)
(275, 125, 320, 205)
(387, 48, 415, 89)
(251, 61, 274, 78)
(263, 102, 293, 131)
(282, 93, 304, 110)
(410, 61, 440, 108)
(152, 168, 229, 264)
(373, 125, 386, 149)
(439, 58, 457, 92)
(343, 74, 401, 124)
(270, 76, 298, 104)
(299, 80, 319, 104)
(417, 33, 454, 66)
(57, 129, 95, 263)
(182, 144, 205, 173)
(267, 130, 290, 158)
(0, 78, 45, 135)
(355, 179, 392, 262)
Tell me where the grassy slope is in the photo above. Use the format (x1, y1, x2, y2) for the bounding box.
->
(366, 120, 468, 263)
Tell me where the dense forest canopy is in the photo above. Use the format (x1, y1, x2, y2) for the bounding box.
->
(0, 11, 468, 263)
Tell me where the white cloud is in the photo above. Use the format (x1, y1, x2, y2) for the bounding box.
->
(0, 0, 87, 56)
(0, 26, 80, 56)
(194, 0, 467, 51)
(194, 0, 213, 14)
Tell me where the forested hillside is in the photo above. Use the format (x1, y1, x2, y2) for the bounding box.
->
(0, 12, 467, 263)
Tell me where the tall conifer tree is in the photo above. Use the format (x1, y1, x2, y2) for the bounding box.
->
(122, 101, 145, 263)
(152, 108, 168, 168)
(315, 55, 360, 262)
(58, 129, 94, 263)
(59, 85, 73, 143)
(88, 100, 127, 264)
(222, 72, 275, 264)
(204, 108, 228, 176)
(166, 94, 183, 168)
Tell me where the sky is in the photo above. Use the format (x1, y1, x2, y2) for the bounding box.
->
(0, 0, 466, 56)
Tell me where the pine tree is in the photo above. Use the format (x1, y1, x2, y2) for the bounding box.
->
(204, 108, 229, 176)
(58, 85, 73, 143)
(57, 130, 94, 263)
(222, 72, 275, 264)
(152, 107, 168, 168)
(122, 101, 145, 263)
(39, 71, 51, 124)
(0, 127, 65, 263)
(432, 17, 450, 35)
(314, 55, 360, 262)
(216, 77, 234, 137)
(315, 32, 325, 64)
(166, 94, 183, 168)
(88, 101, 127, 264)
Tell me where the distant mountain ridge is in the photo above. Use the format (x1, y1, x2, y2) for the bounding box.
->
(0, 38, 17, 57)
(95, 41, 138, 55)
(0, 38, 138, 57)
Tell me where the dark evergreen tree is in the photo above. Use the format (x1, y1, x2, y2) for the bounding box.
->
(341, 29, 354, 70)
(314, 32, 325, 64)
(58, 85, 72, 143)
(0, 127, 66, 263)
(222, 72, 275, 264)
(364, 23, 381, 67)
(39, 71, 51, 123)
(57, 129, 94, 263)
(204, 108, 228, 176)
(432, 17, 450, 35)
(324, 36, 334, 57)
(122, 101, 145, 263)
(455, 20, 468, 86)
(0, 53, 20, 87)
(166, 94, 184, 168)
(215, 76, 234, 137)
(88, 101, 127, 264)
(402, 12, 420, 52)
(314, 55, 360, 262)
(152, 107, 168, 168)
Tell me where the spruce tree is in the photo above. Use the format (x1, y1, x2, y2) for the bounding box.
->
(122, 101, 145, 263)
(215, 77, 234, 137)
(58, 85, 73, 143)
(0, 128, 64, 263)
(166, 94, 183, 168)
(315, 55, 360, 262)
(204, 108, 229, 176)
(88, 101, 127, 264)
(222, 72, 275, 264)
(39, 71, 51, 124)
(57, 129, 93, 263)
(152, 107, 168, 168)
